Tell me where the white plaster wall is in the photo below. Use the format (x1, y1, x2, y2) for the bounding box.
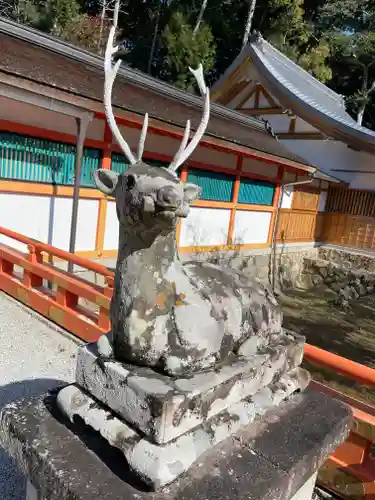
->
(103, 200, 119, 250)
(0, 193, 98, 252)
(0, 96, 104, 140)
(281, 186, 294, 208)
(259, 114, 291, 132)
(51, 198, 98, 251)
(281, 139, 375, 189)
(242, 157, 278, 178)
(0, 193, 49, 252)
(294, 117, 318, 132)
(233, 210, 271, 244)
(318, 191, 328, 212)
(180, 207, 231, 246)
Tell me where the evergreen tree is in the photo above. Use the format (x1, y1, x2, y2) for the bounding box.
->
(162, 11, 216, 90)
(316, 0, 375, 125)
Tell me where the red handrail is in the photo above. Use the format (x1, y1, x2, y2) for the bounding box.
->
(0, 226, 114, 278)
(304, 343, 375, 388)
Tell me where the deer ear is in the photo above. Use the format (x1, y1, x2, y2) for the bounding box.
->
(183, 183, 201, 203)
(94, 169, 119, 195)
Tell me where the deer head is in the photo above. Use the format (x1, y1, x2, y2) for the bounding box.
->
(94, 164, 201, 234)
(94, 0, 210, 235)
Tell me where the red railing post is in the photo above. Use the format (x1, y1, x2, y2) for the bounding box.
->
(0, 255, 14, 276)
(98, 276, 113, 331)
(23, 245, 43, 288)
(56, 286, 79, 309)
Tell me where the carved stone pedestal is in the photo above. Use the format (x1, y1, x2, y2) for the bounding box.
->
(0, 388, 351, 500)
(56, 333, 308, 488)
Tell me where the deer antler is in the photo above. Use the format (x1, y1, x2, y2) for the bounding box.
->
(104, 0, 148, 165)
(169, 65, 210, 172)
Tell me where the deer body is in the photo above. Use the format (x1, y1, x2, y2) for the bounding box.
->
(95, 163, 282, 376)
(97, 22, 282, 376)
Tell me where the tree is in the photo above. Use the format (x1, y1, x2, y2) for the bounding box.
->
(37, 0, 82, 35)
(162, 11, 216, 90)
(316, 0, 375, 125)
(0, 0, 42, 25)
(59, 13, 111, 52)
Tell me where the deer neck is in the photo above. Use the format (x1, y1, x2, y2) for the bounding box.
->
(116, 226, 179, 279)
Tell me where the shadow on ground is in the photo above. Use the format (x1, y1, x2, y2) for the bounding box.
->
(0, 378, 67, 500)
(280, 287, 375, 405)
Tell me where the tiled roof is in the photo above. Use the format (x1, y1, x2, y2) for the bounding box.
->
(247, 33, 375, 155)
(0, 18, 315, 169)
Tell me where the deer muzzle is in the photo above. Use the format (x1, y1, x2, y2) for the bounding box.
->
(157, 186, 180, 209)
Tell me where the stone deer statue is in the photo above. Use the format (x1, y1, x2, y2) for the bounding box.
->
(94, 3, 283, 376)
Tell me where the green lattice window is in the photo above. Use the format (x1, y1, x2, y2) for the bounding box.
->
(187, 168, 234, 202)
(111, 153, 174, 175)
(0, 131, 101, 187)
(111, 152, 130, 174)
(238, 178, 275, 206)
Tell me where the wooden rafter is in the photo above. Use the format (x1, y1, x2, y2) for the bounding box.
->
(235, 83, 257, 109)
(254, 84, 261, 108)
(258, 85, 277, 107)
(220, 79, 249, 106)
(288, 117, 297, 133)
(215, 56, 252, 103)
(240, 107, 283, 115)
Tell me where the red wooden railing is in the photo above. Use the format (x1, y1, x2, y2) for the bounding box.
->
(0, 226, 375, 498)
(0, 226, 114, 342)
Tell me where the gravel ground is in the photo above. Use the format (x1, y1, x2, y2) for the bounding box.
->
(0, 292, 79, 500)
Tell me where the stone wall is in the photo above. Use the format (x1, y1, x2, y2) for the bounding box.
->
(182, 245, 375, 307)
(181, 246, 320, 289)
(302, 256, 375, 307)
(318, 247, 375, 272)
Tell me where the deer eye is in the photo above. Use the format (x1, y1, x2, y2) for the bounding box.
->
(125, 174, 136, 190)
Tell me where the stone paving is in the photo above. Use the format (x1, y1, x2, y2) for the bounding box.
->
(0, 292, 79, 500)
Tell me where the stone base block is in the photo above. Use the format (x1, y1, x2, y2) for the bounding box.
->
(0, 387, 351, 500)
(57, 367, 309, 489)
(75, 333, 304, 444)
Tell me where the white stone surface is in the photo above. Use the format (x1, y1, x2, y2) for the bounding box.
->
(75, 334, 304, 444)
(25, 481, 38, 500)
(290, 473, 318, 500)
(0, 292, 78, 500)
(58, 367, 309, 489)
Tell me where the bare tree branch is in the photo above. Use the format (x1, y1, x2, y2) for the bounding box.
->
(242, 0, 257, 49)
(193, 0, 208, 34)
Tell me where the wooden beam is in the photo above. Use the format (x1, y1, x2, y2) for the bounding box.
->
(259, 85, 277, 107)
(236, 84, 257, 110)
(276, 132, 324, 140)
(240, 107, 283, 115)
(254, 84, 261, 108)
(220, 79, 249, 106)
(288, 117, 297, 133)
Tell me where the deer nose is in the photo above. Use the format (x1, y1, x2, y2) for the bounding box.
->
(157, 186, 180, 208)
